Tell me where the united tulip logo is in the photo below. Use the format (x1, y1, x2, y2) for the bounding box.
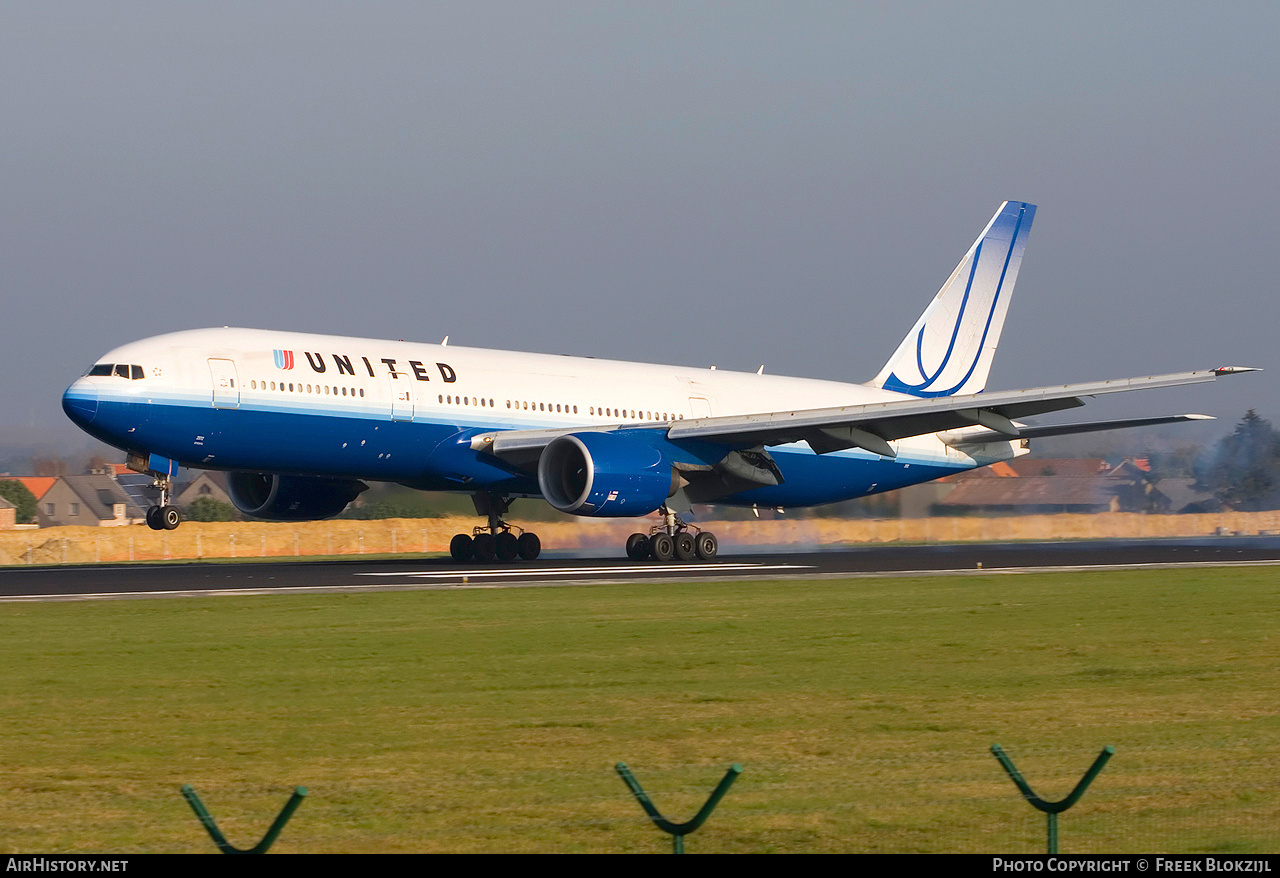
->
(273, 349, 295, 370)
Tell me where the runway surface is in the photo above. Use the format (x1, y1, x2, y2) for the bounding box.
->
(2, 536, 1280, 602)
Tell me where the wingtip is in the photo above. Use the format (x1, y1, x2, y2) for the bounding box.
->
(1212, 366, 1261, 376)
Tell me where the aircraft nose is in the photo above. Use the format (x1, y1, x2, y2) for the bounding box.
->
(62, 378, 99, 426)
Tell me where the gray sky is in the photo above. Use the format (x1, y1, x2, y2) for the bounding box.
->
(3, 2, 1277, 454)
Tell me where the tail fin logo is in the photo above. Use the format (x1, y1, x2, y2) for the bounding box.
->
(874, 202, 1035, 398)
(273, 349, 295, 370)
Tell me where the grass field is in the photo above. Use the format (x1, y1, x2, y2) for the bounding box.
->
(0, 566, 1276, 853)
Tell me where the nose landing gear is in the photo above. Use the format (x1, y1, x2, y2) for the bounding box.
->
(145, 473, 183, 531)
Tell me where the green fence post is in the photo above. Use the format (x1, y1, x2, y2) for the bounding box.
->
(181, 784, 308, 854)
(990, 744, 1113, 854)
(615, 762, 742, 853)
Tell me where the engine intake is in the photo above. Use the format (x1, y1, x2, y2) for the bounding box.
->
(227, 472, 367, 521)
(538, 432, 675, 517)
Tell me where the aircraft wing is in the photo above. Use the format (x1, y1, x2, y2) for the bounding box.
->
(665, 368, 1255, 456)
(475, 367, 1255, 464)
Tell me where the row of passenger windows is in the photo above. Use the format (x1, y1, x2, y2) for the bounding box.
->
(440, 395, 497, 408)
(244, 380, 682, 420)
(87, 363, 145, 380)
(433, 394, 684, 422)
(250, 379, 365, 398)
(588, 407, 685, 421)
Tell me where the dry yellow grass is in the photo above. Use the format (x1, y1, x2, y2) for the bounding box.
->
(3, 510, 1280, 565)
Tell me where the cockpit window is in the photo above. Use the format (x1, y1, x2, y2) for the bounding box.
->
(87, 363, 145, 379)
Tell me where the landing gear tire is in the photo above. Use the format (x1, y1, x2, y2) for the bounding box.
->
(161, 505, 183, 530)
(695, 532, 718, 560)
(649, 532, 675, 562)
(450, 533, 474, 563)
(146, 506, 164, 531)
(473, 533, 498, 563)
(626, 532, 651, 561)
(495, 531, 519, 563)
(673, 531, 697, 562)
(517, 532, 541, 561)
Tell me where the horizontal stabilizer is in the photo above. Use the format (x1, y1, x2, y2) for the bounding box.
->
(945, 414, 1215, 445)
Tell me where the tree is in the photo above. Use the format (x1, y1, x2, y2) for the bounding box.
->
(1196, 410, 1280, 510)
(0, 480, 38, 524)
(30, 457, 68, 477)
(184, 497, 238, 522)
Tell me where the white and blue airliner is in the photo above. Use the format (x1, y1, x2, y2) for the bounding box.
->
(62, 202, 1254, 562)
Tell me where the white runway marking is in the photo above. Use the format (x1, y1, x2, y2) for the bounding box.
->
(355, 563, 810, 579)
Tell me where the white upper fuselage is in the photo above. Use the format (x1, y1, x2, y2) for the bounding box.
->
(94, 326, 902, 425)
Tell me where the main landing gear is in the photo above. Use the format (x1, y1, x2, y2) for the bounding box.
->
(449, 494, 541, 563)
(625, 506, 718, 563)
(144, 473, 183, 531)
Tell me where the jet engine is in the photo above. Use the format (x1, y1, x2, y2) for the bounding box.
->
(227, 472, 368, 521)
(537, 432, 675, 517)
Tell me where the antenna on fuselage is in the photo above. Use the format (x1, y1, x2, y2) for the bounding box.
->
(441, 336, 449, 346)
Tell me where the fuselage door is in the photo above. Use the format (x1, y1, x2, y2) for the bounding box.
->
(209, 359, 241, 410)
(688, 396, 713, 419)
(389, 371, 414, 422)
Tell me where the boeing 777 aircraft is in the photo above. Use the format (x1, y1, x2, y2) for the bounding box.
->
(62, 202, 1254, 562)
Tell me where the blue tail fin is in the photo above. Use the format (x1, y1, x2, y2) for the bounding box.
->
(871, 201, 1035, 397)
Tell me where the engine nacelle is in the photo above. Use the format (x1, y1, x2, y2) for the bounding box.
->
(537, 432, 675, 517)
(227, 472, 368, 521)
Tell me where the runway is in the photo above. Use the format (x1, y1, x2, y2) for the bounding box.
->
(3, 536, 1280, 602)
